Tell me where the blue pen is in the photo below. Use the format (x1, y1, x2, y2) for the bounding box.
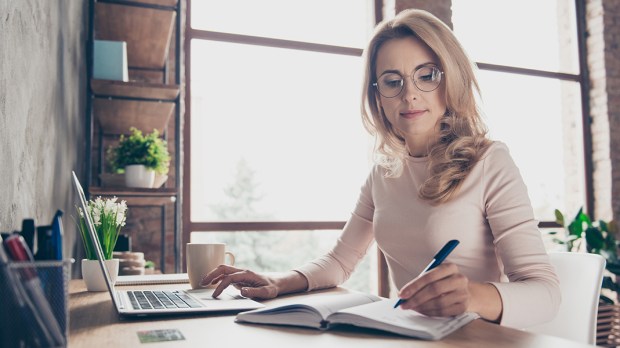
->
(50, 210, 64, 260)
(394, 239, 460, 308)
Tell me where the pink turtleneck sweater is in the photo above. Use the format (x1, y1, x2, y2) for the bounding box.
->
(295, 142, 560, 328)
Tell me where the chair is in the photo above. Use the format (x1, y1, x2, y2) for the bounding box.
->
(526, 252, 606, 344)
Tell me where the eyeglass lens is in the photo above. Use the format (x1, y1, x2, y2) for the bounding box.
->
(375, 65, 442, 98)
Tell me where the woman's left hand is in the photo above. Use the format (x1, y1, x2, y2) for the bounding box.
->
(397, 263, 471, 317)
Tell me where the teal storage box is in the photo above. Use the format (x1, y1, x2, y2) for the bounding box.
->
(94, 40, 128, 81)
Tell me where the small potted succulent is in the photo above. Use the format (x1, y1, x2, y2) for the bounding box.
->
(106, 127, 170, 188)
(76, 196, 127, 291)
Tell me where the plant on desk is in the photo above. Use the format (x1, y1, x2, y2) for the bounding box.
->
(550, 207, 620, 303)
(76, 196, 128, 291)
(106, 127, 170, 188)
(145, 260, 155, 274)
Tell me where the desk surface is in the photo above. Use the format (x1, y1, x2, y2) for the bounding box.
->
(69, 280, 598, 348)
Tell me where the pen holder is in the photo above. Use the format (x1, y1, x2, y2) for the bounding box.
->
(0, 260, 72, 348)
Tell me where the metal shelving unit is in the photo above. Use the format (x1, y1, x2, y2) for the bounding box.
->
(85, 0, 182, 273)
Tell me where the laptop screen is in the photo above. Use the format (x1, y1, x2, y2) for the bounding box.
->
(72, 171, 121, 309)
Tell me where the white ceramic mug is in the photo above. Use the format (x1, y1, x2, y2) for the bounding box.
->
(186, 243, 235, 289)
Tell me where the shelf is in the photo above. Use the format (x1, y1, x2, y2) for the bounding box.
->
(94, 98, 174, 135)
(87, 0, 182, 273)
(89, 187, 177, 206)
(95, 2, 176, 69)
(99, 172, 168, 188)
(91, 79, 179, 100)
(123, 0, 178, 7)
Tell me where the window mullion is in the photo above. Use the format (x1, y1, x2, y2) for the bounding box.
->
(476, 62, 580, 81)
(188, 29, 363, 56)
(190, 221, 346, 232)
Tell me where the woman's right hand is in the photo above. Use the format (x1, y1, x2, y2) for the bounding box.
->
(201, 265, 281, 300)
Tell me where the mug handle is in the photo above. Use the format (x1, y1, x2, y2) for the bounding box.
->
(225, 251, 235, 266)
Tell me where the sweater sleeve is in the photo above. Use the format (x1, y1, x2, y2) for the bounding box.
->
(483, 143, 561, 328)
(294, 171, 376, 290)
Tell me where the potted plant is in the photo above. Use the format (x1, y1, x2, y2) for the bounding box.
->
(76, 196, 128, 291)
(550, 207, 620, 303)
(106, 127, 170, 188)
(145, 260, 155, 274)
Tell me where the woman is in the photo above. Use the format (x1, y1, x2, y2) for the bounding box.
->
(201, 9, 560, 328)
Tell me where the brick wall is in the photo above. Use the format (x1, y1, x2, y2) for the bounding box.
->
(600, 0, 620, 223)
(393, 0, 452, 28)
(588, 0, 620, 222)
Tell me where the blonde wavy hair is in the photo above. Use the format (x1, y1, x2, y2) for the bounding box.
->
(361, 9, 491, 204)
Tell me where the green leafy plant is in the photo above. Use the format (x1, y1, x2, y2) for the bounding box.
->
(76, 197, 128, 260)
(106, 127, 170, 175)
(551, 207, 620, 302)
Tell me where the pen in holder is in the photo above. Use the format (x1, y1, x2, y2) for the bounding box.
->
(0, 260, 72, 348)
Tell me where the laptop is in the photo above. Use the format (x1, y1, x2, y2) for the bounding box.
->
(72, 171, 264, 317)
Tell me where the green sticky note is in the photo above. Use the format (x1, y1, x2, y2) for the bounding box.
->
(137, 329, 185, 343)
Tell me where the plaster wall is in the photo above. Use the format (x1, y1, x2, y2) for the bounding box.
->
(0, 0, 87, 268)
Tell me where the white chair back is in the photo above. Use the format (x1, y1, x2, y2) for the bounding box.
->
(526, 252, 605, 344)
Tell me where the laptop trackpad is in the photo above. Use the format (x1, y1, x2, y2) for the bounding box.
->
(185, 288, 245, 301)
(184, 288, 263, 311)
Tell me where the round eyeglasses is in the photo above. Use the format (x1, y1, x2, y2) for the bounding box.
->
(373, 65, 444, 98)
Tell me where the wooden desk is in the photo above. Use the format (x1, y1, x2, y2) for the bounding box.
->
(69, 280, 598, 348)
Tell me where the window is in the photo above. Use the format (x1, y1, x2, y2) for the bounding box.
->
(185, 1, 591, 294)
(186, 0, 377, 293)
(451, 0, 589, 223)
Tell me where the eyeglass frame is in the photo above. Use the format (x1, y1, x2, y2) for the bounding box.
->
(372, 65, 444, 98)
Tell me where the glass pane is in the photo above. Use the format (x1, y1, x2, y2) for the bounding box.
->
(191, 231, 377, 294)
(191, 0, 374, 48)
(478, 70, 586, 221)
(190, 40, 373, 222)
(452, 0, 579, 74)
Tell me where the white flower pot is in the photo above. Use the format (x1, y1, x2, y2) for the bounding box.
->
(82, 259, 119, 291)
(124, 164, 155, 188)
(152, 173, 169, 189)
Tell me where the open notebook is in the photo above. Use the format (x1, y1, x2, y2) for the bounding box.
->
(72, 171, 264, 317)
(236, 292, 478, 340)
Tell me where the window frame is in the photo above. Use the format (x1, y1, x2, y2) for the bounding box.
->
(182, 1, 592, 292)
(464, 0, 592, 228)
(182, 0, 382, 264)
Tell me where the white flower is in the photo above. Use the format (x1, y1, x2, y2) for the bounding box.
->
(115, 200, 128, 227)
(77, 196, 129, 260)
(94, 196, 104, 211)
(91, 204, 102, 226)
(104, 196, 119, 215)
(87, 196, 128, 227)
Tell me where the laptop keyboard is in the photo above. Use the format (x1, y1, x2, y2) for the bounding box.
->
(127, 290, 204, 310)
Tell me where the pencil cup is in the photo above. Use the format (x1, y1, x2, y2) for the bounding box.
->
(0, 259, 72, 348)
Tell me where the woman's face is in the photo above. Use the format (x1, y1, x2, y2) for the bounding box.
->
(374, 36, 447, 148)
